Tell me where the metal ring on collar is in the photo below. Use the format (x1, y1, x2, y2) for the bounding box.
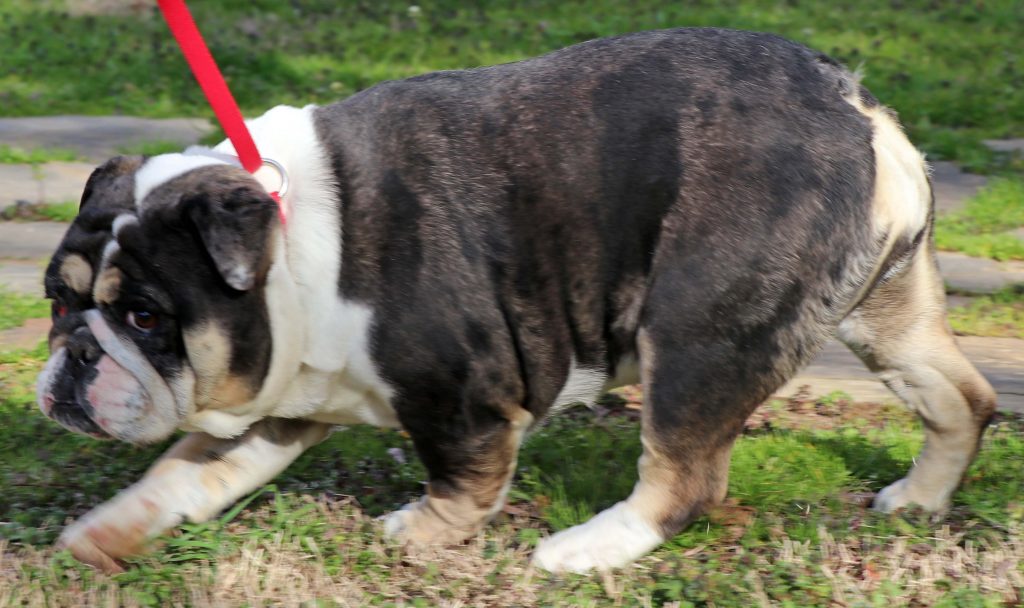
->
(261, 157, 289, 199)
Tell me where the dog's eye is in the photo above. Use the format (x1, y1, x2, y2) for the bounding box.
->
(52, 301, 68, 318)
(127, 310, 159, 332)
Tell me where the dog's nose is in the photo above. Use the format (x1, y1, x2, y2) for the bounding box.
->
(66, 326, 102, 367)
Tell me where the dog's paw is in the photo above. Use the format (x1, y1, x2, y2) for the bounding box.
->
(55, 492, 177, 573)
(380, 503, 415, 539)
(532, 502, 663, 574)
(873, 478, 950, 513)
(56, 519, 132, 574)
(380, 496, 481, 545)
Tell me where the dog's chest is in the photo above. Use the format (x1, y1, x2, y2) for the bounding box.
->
(271, 365, 400, 428)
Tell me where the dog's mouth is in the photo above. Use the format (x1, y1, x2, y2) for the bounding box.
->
(48, 399, 112, 440)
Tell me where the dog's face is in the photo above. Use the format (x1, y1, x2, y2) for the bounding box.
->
(37, 155, 281, 444)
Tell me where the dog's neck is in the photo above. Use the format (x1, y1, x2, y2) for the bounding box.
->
(182, 105, 398, 437)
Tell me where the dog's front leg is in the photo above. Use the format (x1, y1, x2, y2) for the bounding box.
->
(57, 418, 331, 572)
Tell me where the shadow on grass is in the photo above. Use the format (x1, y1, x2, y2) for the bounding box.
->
(802, 432, 908, 490)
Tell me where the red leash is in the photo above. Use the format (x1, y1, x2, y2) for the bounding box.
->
(156, 0, 285, 220)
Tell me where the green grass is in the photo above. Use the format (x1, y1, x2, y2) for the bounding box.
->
(0, 200, 79, 222)
(0, 288, 50, 331)
(33, 201, 79, 223)
(935, 177, 1024, 260)
(116, 140, 186, 157)
(1, 0, 1022, 169)
(1, 340, 1022, 605)
(949, 285, 1024, 339)
(0, 144, 79, 165)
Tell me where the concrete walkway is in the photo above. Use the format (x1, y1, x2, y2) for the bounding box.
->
(0, 116, 211, 163)
(776, 337, 1024, 414)
(0, 116, 211, 208)
(0, 162, 98, 210)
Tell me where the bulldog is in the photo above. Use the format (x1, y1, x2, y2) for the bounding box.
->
(37, 28, 996, 574)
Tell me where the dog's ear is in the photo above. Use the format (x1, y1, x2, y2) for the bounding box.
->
(183, 185, 279, 291)
(80, 156, 146, 211)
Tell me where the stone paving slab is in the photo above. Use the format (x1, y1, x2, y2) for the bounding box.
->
(930, 160, 988, 214)
(0, 161, 97, 208)
(776, 337, 1024, 414)
(0, 260, 48, 296)
(0, 116, 211, 163)
(937, 251, 1024, 294)
(0, 222, 70, 260)
(983, 139, 1024, 154)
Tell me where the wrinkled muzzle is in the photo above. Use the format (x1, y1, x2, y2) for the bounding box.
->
(37, 310, 192, 444)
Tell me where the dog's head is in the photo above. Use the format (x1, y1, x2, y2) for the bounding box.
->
(37, 154, 283, 444)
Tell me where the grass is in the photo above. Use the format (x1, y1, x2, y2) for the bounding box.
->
(1, 337, 1022, 605)
(116, 140, 186, 157)
(949, 285, 1024, 339)
(0, 288, 50, 331)
(0, 200, 79, 222)
(0, 145, 79, 165)
(32, 201, 79, 223)
(0, 0, 1022, 170)
(935, 178, 1024, 261)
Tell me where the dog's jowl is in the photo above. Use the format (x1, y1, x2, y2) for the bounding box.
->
(37, 28, 997, 573)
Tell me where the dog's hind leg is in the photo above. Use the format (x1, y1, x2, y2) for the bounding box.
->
(534, 309, 820, 573)
(838, 246, 997, 512)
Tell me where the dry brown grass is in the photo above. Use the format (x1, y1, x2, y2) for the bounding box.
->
(788, 526, 1024, 606)
(2, 495, 1022, 607)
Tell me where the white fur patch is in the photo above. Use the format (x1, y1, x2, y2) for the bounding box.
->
(36, 346, 67, 416)
(99, 239, 120, 271)
(134, 154, 228, 207)
(532, 502, 664, 573)
(553, 358, 607, 408)
(111, 213, 138, 238)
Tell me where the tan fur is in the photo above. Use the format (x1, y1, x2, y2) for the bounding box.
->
(839, 247, 997, 511)
(59, 254, 93, 296)
(840, 90, 933, 312)
(183, 324, 255, 409)
(57, 419, 331, 572)
(92, 267, 122, 306)
(830, 88, 996, 512)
